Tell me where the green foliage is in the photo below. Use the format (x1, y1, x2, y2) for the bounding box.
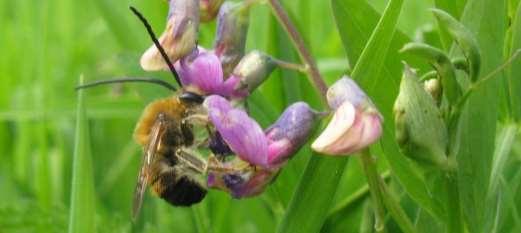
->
(0, 0, 520, 233)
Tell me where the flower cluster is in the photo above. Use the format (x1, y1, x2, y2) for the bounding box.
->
(138, 0, 384, 199)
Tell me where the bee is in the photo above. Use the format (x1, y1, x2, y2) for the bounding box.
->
(77, 6, 214, 220)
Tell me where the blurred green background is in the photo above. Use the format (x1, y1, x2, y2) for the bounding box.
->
(1, 0, 519, 232)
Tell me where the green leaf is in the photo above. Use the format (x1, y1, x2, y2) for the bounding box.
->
(431, 8, 482, 82)
(276, 155, 348, 233)
(434, 0, 467, 19)
(68, 76, 96, 233)
(332, 0, 445, 220)
(456, 0, 508, 232)
(508, 2, 521, 120)
(488, 123, 518, 197)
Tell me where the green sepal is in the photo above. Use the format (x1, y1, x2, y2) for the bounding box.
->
(400, 42, 461, 106)
(394, 64, 449, 169)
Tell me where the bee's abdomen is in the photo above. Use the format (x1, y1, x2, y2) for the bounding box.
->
(153, 171, 207, 206)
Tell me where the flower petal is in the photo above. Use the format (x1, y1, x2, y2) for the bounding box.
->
(327, 76, 368, 109)
(266, 102, 319, 166)
(175, 50, 224, 94)
(140, 0, 199, 71)
(351, 113, 382, 152)
(205, 95, 269, 166)
(311, 101, 357, 155)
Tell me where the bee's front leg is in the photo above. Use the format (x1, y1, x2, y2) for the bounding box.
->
(181, 114, 209, 126)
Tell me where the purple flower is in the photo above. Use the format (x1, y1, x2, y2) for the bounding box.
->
(204, 95, 269, 166)
(175, 48, 246, 98)
(204, 96, 319, 198)
(204, 95, 319, 168)
(265, 102, 319, 167)
(312, 76, 383, 155)
(140, 0, 199, 71)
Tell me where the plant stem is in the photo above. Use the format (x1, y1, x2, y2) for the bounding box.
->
(445, 170, 463, 233)
(361, 149, 417, 233)
(360, 149, 387, 233)
(377, 176, 416, 233)
(266, 0, 329, 103)
(272, 58, 309, 74)
(328, 171, 391, 218)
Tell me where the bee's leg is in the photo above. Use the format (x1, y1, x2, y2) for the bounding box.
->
(181, 114, 209, 126)
(175, 147, 207, 174)
(206, 155, 254, 174)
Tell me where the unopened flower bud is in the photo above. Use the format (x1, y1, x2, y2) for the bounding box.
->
(200, 0, 224, 22)
(231, 50, 277, 95)
(393, 65, 448, 167)
(141, 0, 199, 71)
(423, 78, 441, 104)
(265, 102, 320, 167)
(312, 77, 383, 155)
(214, 1, 250, 77)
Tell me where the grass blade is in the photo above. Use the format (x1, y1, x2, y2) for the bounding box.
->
(488, 123, 518, 198)
(508, 2, 521, 120)
(332, 0, 445, 220)
(276, 155, 348, 233)
(68, 76, 96, 233)
(456, 0, 508, 232)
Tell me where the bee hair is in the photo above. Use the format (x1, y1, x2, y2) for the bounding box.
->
(129, 6, 183, 88)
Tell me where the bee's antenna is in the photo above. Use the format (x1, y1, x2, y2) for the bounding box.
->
(75, 77, 177, 91)
(129, 6, 183, 88)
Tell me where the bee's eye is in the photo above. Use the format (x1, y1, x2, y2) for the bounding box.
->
(179, 92, 204, 104)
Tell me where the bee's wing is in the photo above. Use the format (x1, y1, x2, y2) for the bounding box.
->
(132, 117, 166, 221)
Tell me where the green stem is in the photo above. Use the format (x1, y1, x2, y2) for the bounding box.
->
(360, 149, 387, 233)
(328, 171, 391, 218)
(361, 149, 417, 233)
(266, 0, 329, 103)
(445, 170, 463, 233)
(377, 177, 416, 233)
(272, 58, 309, 74)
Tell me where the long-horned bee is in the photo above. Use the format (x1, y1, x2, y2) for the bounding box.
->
(77, 6, 216, 220)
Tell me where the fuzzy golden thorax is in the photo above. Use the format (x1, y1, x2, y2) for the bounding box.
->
(133, 96, 189, 147)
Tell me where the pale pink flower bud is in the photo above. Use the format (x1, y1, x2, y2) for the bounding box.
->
(312, 76, 383, 155)
(140, 0, 199, 71)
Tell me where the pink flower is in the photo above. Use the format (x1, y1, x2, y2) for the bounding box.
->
(312, 77, 383, 155)
(174, 48, 244, 97)
(265, 102, 319, 167)
(205, 95, 319, 167)
(205, 95, 269, 166)
(203, 95, 320, 198)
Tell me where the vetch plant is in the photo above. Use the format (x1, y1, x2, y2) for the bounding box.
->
(50, 1, 521, 233)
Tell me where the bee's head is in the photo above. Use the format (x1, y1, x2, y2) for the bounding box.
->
(179, 91, 205, 105)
